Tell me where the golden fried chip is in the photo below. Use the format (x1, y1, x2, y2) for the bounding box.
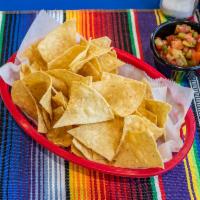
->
(137, 108, 158, 125)
(145, 99, 172, 128)
(68, 117, 123, 161)
(47, 127, 72, 147)
(93, 76, 146, 117)
(41, 108, 51, 130)
(123, 115, 163, 141)
(11, 80, 38, 120)
(19, 63, 31, 80)
(113, 115, 164, 168)
(54, 81, 114, 127)
(52, 91, 67, 109)
(72, 139, 108, 164)
(50, 76, 68, 97)
(47, 45, 86, 69)
(71, 144, 84, 157)
(19, 40, 46, 67)
(47, 69, 92, 90)
(38, 20, 76, 62)
(22, 72, 52, 117)
(78, 61, 101, 81)
(91, 36, 111, 48)
(53, 106, 65, 124)
(98, 53, 125, 72)
(37, 106, 48, 133)
(141, 79, 153, 99)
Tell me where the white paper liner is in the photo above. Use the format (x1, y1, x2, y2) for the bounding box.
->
(0, 11, 194, 162)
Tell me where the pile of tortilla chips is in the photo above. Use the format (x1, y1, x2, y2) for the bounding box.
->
(11, 20, 172, 169)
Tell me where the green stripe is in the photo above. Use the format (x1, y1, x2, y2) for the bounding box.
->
(0, 13, 5, 64)
(150, 178, 158, 200)
(191, 143, 200, 194)
(127, 10, 137, 56)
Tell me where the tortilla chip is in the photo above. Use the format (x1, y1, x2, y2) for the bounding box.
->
(71, 144, 84, 157)
(22, 72, 52, 117)
(141, 79, 153, 99)
(114, 115, 164, 168)
(37, 106, 48, 133)
(38, 20, 76, 62)
(124, 115, 163, 141)
(47, 69, 92, 89)
(72, 139, 108, 164)
(11, 80, 38, 120)
(52, 91, 67, 109)
(50, 76, 68, 97)
(47, 127, 72, 147)
(145, 99, 172, 128)
(54, 81, 114, 127)
(93, 77, 146, 117)
(20, 63, 31, 80)
(137, 108, 158, 125)
(78, 61, 101, 81)
(98, 53, 125, 72)
(41, 108, 51, 130)
(18, 40, 46, 67)
(68, 117, 123, 161)
(47, 45, 86, 69)
(91, 36, 111, 48)
(53, 106, 65, 124)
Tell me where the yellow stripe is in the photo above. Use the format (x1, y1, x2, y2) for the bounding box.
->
(187, 148, 200, 199)
(158, 10, 167, 23)
(183, 159, 195, 200)
(154, 10, 160, 25)
(69, 163, 75, 200)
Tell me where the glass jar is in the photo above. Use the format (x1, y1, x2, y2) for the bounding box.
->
(160, 0, 199, 19)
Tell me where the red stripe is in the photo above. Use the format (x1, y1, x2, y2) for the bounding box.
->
(158, 176, 166, 200)
(133, 11, 144, 60)
(98, 172, 106, 200)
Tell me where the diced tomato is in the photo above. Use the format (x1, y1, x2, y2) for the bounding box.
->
(175, 24, 191, 33)
(192, 51, 200, 65)
(171, 40, 183, 50)
(166, 35, 176, 43)
(196, 42, 200, 52)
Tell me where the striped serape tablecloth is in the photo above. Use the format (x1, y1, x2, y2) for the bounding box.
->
(0, 10, 200, 200)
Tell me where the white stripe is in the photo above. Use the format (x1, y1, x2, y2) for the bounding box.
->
(51, 154, 56, 200)
(60, 158, 66, 200)
(154, 176, 162, 200)
(0, 12, 3, 33)
(130, 11, 141, 58)
(40, 148, 44, 200)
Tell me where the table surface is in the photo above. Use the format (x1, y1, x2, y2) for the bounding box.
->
(0, 0, 160, 10)
(0, 10, 200, 200)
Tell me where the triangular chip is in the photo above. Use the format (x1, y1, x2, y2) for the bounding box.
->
(98, 53, 125, 72)
(114, 115, 164, 168)
(22, 72, 52, 117)
(47, 45, 86, 69)
(123, 115, 163, 140)
(68, 117, 123, 161)
(18, 40, 46, 67)
(53, 106, 65, 124)
(144, 99, 172, 128)
(72, 139, 108, 164)
(19, 63, 31, 80)
(38, 20, 76, 62)
(11, 80, 48, 133)
(47, 127, 72, 147)
(71, 144, 84, 157)
(91, 36, 111, 48)
(141, 79, 153, 99)
(93, 75, 146, 117)
(54, 82, 114, 127)
(52, 91, 67, 109)
(47, 69, 92, 89)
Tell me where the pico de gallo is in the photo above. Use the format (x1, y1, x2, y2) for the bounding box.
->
(155, 24, 200, 67)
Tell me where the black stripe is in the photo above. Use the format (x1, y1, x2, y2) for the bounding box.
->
(63, 11, 66, 22)
(65, 161, 70, 200)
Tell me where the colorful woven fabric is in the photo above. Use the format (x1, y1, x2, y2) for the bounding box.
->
(0, 10, 200, 200)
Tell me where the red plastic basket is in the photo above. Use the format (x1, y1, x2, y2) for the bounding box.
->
(0, 48, 196, 177)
